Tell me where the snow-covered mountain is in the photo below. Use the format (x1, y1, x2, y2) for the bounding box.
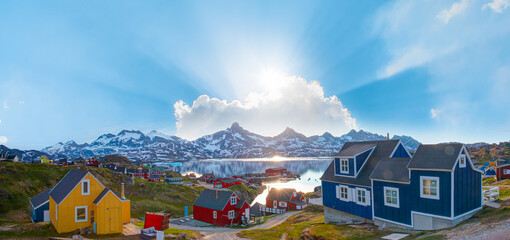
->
(4, 122, 422, 162)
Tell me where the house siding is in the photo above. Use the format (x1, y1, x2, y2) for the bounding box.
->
(373, 181, 412, 225)
(454, 152, 482, 216)
(322, 181, 372, 219)
(392, 144, 410, 158)
(410, 170, 451, 218)
(334, 158, 355, 176)
(31, 202, 49, 222)
(355, 150, 372, 175)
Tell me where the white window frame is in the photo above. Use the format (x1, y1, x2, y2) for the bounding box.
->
(459, 155, 466, 168)
(81, 179, 90, 195)
(228, 210, 235, 219)
(75, 206, 88, 222)
(420, 176, 440, 200)
(293, 192, 297, 197)
(383, 187, 399, 208)
(339, 185, 349, 201)
(340, 159, 349, 174)
(355, 188, 370, 206)
(504, 169, 510, 175)
(230, 196, 237, 205)
(213, 211, 217, 219)
(279, 201, 287, 207)
(273, 200, 277, 207)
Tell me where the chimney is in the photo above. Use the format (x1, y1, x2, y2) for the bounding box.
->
(387, 133, 389, 140)
(121, 183, 125, 199)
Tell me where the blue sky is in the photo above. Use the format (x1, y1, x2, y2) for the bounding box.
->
(1, 0, 510, 149)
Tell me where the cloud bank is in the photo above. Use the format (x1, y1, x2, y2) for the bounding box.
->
(436, 0, 469, 23)
(174, 74, 357, 140)
(483, 0, 510, 13)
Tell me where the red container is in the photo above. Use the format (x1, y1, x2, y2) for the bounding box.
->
(144, 212, 170, 230)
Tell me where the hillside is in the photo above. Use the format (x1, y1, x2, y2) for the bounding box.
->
(0, 162, 203, 225)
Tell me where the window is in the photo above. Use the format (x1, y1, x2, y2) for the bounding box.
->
(81, 179, 90, 195)
(356, 188, 370, 206)
(279, 201, 287, 207)
(228, 210, 235, 219)
(420, 176, 440, 200)
(338, 185, 349, 201)
(340, 159, 349, 174)
(213, 211, 217, 219)
(504, 169, 510, 175)
(384, 187, 399, 208)
(75, 206, 88, 222)
(273, 200, 277, 207)
(230, 196, 237, 205)
(293, 192, 297, 197)
(459, 155, 466, 168)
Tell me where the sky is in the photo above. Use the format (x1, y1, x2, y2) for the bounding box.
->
(1, 0, 510, 149)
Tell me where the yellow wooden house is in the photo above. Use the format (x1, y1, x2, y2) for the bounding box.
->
(48, 169, 130, 234)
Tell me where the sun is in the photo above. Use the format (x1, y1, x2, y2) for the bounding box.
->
(258, 68, 287, 94)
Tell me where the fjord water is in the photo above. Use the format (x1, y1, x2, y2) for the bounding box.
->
(166, 157, 332, 204)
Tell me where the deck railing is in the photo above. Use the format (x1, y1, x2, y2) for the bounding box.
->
(259, 206, 286, 214)
(482, 186, 499, 202)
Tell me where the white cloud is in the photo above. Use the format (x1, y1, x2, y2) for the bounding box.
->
(436, 0, 470, 23)
(483, 0, 510, 13)
(0, 136, 7, 144)
(430, 108, 440, 119)
(174, 74, 357, 140)
(378, 46, 432, 78)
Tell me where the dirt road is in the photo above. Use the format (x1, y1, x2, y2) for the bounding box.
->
(168, 211, 300, 240)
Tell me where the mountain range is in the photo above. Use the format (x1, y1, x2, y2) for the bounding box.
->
(1, 122, 421, 162)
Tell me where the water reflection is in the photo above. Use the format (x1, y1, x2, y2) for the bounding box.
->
(164, 157, 332, 178)
(252, 169, 325, 205)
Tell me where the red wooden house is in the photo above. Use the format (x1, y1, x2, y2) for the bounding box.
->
(193, 189, 250, 226)
(133, 168, 150, 179)
(85, 158, 99, 166)
(265, 168, 287, 176)
(200, 173, 215, 182)
(148, 174, 163, 182)
(213, 179, 242, 188)
(496, 164, 510, 180)
(266, 188, 307, 210)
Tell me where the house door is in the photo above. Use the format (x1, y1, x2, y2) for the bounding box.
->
(245, 208, 250, 222)
(110, 207, 121, 233)
(43, 210, 50, 222)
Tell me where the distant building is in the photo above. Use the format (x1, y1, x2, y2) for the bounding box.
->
(265, 168, 286, 176)
(266, 188, 307, 210)
(213, 179, 242, 188)
(0, 154, 20, 162)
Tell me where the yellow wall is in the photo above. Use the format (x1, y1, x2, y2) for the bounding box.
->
(95, 191, 123, 234)
(122, 200, 131, 224)
(52, 173, 105, 233)
(49, 197, 58, 231)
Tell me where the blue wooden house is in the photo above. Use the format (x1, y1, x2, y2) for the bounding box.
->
(321, 140, 483, 230)
(30, 189, 51, 222)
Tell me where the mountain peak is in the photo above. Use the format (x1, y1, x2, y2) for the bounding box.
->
(229, 122, 244, 131)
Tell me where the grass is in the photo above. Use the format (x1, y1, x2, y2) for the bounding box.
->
(238, 206, 388, 240)
(133, 221, 202, 239)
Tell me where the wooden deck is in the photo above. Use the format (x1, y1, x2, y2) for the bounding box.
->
(122, 223, 141, 236)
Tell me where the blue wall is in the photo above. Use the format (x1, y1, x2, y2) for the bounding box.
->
(373, 181, 412, 225)
(31, 202, 49, 222)
(454, 149, 482, 216)
(392, 143, 411, 158)
(322, 180, 372, 219)
(410, 170, 452, 217)
(334, 158, 355, 176)
(355, 149, 372, 175)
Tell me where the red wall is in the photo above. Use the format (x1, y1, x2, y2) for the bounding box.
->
(496, 165, 510, 179)
(193, 194, 243, 226)
(266, 191, 306, 210)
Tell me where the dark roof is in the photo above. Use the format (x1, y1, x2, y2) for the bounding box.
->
(250, 202, 263, 217)
(49, 169, 88, 204)
(235, 199, 247, 209)
(321, 140, 400, 187)
(93, 188, 110, 204)
(370, 158, 411, 183)
(30, 189, 51, 209)
(267, 188, 295, 201)
(127, 168, 138, 173)
(407, 144, 463, 170)
(114, 167, 126, 172)
(193, 189, 234, 211)
(335, 143, 376, 157)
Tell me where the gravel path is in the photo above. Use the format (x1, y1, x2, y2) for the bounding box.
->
(168, 211, 301, 240)
(433, 218, 510, 240)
